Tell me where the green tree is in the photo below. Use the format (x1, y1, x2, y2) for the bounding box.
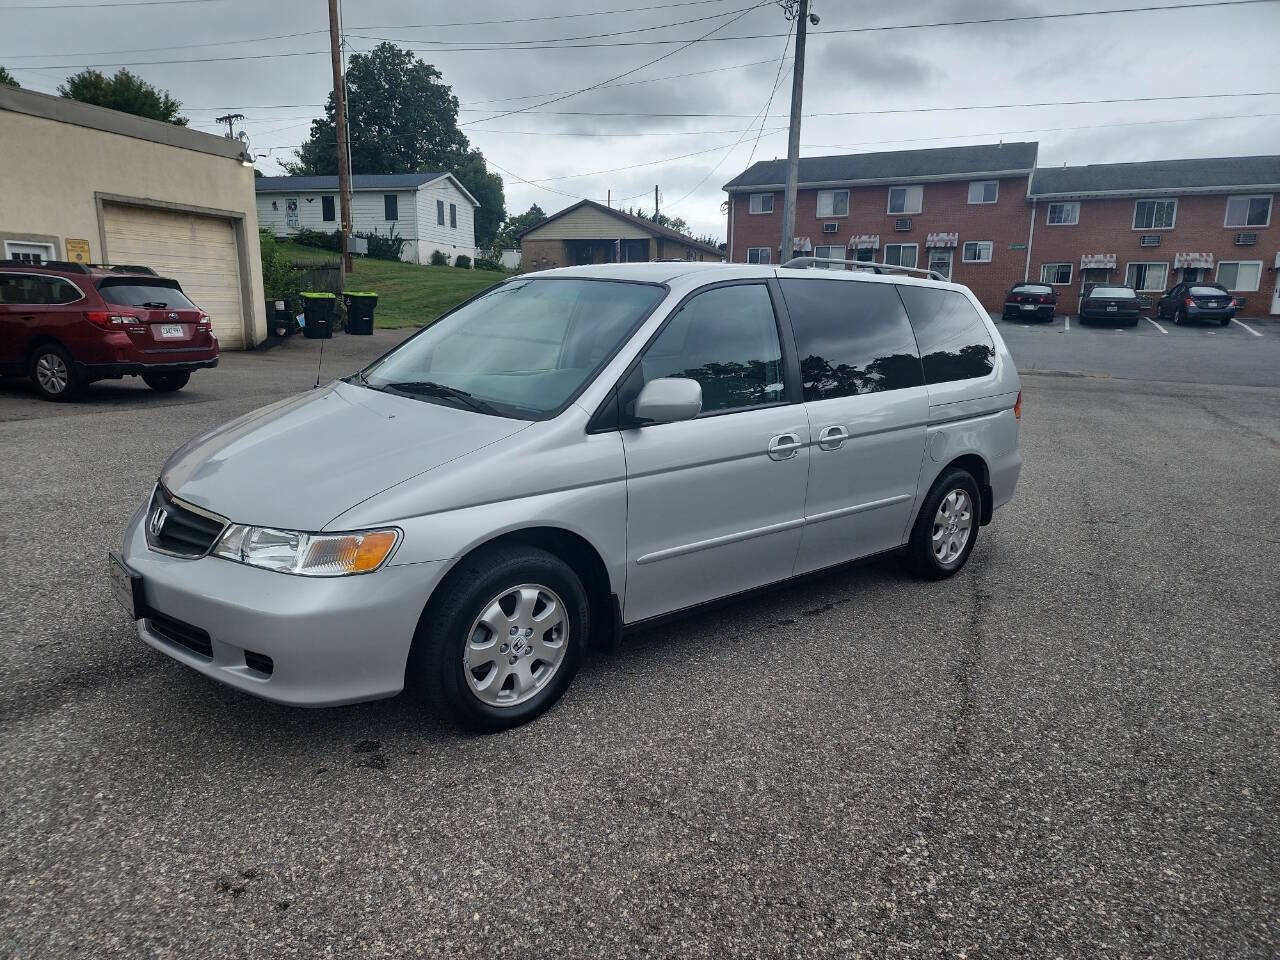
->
(0, 66, 19, 88)
(285, 42, 506, 247)
(493, 204, 547, 250)
(58, 68, 186, 124)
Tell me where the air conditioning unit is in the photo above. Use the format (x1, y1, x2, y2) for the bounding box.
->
(823, 222, 838, 233)
(1235, 232, 1257, 245)
(895, 218, 912, 232)
(1139, 235, 1160, 247)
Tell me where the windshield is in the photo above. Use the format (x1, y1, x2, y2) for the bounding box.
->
(1089, 287, 1136, 299)
(99, 281, 198, 309)
(1189, 285, 1227, 297)
(359, 277, 665, 418)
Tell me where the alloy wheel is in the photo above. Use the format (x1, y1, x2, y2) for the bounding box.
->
(463, 583, 569, 707)
(35, 353, 68, 395)
(932, 489, 973, 566)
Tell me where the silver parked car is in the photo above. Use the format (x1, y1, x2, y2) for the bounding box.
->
(110, 261, 1022, 730)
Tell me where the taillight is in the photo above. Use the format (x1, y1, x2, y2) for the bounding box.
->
(84, 310, 141, 329)
(196, 312, 211, 329)
(1184, 297, 1195, 307)
(1014, 390, 1022, 421)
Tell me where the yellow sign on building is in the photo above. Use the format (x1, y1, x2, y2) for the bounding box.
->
(65, 238, 91, 263)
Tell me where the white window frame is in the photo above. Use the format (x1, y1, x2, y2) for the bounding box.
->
(1223, 194, 1272, 229)
(961, 241, 993, 263)
(1046, 202, 1079, 226)
(3, 240, 56, 263)
(813, 244, 845, 267)
(968, 180, 999, 204)
(746, 246, 771, 265)
(1124, 261, 1169, 293)
(927, 247, 953, 281)
(816, 189, 850, 218)
(1040, 262, 1073, 285)
(1215, 260, 1262, 292)
(1132, 198, 1177, 231)
(748, 193, 774, 215)
(886, 185, 923, 215)
(882, 243, 918, 268)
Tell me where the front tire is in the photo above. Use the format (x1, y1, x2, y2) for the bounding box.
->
(904, 468, 981, 580)
(409, 545, 587, 731)
(142, 371, 190, 393)
(29, 344, 80, 401)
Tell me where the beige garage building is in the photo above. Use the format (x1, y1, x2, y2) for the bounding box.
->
(0, 86, 266, 348)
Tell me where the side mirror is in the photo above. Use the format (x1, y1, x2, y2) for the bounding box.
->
(631, 377, 702, 426)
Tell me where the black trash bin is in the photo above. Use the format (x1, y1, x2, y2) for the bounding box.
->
(342, 291, 378, 335)
(300, 292, 336, 339)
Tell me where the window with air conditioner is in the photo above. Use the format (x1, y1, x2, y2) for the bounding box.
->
(1224, 195, 1271, 228)
(1124, 261, 1168, 292)
(1133, 199, 1176, 230)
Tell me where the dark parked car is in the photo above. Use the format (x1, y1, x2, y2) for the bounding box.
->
(0, 260, 219, 401)
(1154, 282, 1236, 327)
(1002, 282, 1057, 322)
(1078, 285, 1141, 326)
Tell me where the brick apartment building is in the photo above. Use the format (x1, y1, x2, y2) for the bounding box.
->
(724, 143, 1280, 317)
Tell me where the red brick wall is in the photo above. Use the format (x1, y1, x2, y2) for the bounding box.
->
(728, 177, 1034, 310)
(1029, 193, 1276, 314)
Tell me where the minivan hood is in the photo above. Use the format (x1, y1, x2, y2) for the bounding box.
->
(160, 381, 529, 530)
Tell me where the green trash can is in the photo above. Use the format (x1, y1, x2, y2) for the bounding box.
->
(300, 292, 336, 339)
(342, 291, 378, 335)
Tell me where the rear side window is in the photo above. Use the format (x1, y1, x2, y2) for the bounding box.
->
(99, 282, 198, 310)
(639, 284, 784, 414)
(0, 273, 81, 305)
(779, 279, 922, 400)
(896, 285, 996, 385)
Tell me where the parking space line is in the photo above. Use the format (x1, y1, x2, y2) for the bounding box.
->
(1232, 318, 1263, 337)
(1145, 317, 1168, 335)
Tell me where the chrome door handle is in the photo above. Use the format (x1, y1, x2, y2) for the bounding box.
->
(767, 433, 803, 461)
(818, 425, 849, 451)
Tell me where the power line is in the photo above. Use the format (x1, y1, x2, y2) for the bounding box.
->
(1, 28, 325, 61)
(346, 0, 739, 30)
(0, 0, 221, 8)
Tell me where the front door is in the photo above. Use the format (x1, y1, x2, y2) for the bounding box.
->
(621, 282, 809, 622)
(777, 276, 929, 574)
(927, 248, 954, 281)
(286, 197, 300, 230)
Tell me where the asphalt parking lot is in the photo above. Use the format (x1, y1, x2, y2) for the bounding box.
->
(2, 324, 1277, 958)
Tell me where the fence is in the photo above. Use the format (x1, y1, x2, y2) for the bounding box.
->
(291, 260, 342, 296)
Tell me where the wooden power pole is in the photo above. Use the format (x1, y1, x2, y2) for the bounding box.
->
(779, 0, 810, 264)
(328, 0, 353, 276)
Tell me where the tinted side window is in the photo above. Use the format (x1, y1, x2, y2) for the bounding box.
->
(639, 284, 784, 414)
(779, 279, 923, 400)
(897, 286, 995, 385)
(0, 274, 80, 305)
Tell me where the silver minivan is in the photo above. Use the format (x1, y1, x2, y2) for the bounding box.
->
(111, 261, 1022, 730)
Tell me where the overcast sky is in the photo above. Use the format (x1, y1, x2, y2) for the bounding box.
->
(4, 0, 1279, 240)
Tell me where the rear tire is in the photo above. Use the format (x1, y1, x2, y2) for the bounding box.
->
(408, 545, 588, 731)
(1219, 316, 1231, 327)
(1174, 309, 1184, 326)
(29, 343, 80, 401)
(904, 467, 981, 580)
(142, 371, 190, 393)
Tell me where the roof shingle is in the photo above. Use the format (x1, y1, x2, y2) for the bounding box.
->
(1030, 155, 1280, 196)
(255, 172, 446, 192)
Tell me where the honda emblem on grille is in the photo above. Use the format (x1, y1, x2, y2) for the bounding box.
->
(148, 507, 168, 537)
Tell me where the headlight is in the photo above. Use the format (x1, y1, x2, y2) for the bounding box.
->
(212, 524, 400, 576)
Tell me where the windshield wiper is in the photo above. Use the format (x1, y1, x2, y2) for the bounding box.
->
(142, 301, 169, 309)
(382, 380, 498, 415)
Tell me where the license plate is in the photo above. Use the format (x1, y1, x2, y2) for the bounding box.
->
(1106, 304, 1117, 312)
(108, 551, 145, 620)
(1206, 301, 1220, 307)
(158, 324, 184, 339)
(1021, 304, 1036, 310)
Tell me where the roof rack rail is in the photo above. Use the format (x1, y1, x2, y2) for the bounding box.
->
(781, 256, 948, 282)
(0, 258, 92, 274)
(100, 264, 158, 275)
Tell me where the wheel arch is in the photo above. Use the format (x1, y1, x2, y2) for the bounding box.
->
(944, 453, 993, 525)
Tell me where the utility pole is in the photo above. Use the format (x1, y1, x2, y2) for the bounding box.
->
(654, 185, 660, 220)
(328, 0, 353, 276)
(779, 0, 812, 264)
(214, 113, 244, 139)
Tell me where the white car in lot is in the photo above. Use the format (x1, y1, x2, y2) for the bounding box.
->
(111, 260, 1022, 730)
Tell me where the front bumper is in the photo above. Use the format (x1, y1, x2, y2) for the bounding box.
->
(120, 509, 448, 706)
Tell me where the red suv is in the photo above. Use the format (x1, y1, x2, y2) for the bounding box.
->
(0, 260, 219, 401)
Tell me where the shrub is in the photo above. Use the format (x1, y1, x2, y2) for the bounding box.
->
(473, 257, 505, 272)
(292, 228, 341, 252)
(430, 249, 450, 266)
(356, 225, 408, 261)
(454, 254, 472, 269)
(258, 230, 302, 311)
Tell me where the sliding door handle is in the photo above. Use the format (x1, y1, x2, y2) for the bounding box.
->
(767, 433, 803, 461)
(818, 425, 849, 451)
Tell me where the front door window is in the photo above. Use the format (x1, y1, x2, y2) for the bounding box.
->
(286, 197, 300, 229)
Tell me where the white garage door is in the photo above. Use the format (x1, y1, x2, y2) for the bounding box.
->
(103, 204, 246, 349)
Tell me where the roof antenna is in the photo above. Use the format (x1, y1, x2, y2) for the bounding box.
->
(313, 335, 326, 389)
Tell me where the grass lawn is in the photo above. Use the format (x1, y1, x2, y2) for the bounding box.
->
(277, 241, 506, 329)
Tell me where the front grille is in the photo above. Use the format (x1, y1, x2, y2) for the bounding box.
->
(145, 485, 226, 557)
(147, 611, 213, 659)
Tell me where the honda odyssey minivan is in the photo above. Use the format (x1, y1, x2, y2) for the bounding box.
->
(111, 261, 1022, 730)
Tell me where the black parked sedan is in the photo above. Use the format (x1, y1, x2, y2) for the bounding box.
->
(1002, 282, 1057, 322)
(1154, 282, 1236, 327)
(1079, 285, 1141, 326)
